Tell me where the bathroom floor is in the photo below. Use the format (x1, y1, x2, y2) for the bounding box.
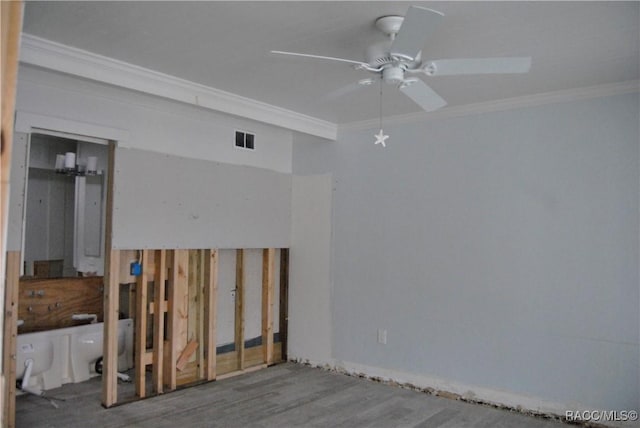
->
(15, 363, 567, 428)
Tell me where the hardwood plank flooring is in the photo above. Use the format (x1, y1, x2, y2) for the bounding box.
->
(15, 363, 567, 427)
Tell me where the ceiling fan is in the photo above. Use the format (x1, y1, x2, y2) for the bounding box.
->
(271, 6, 532, 113)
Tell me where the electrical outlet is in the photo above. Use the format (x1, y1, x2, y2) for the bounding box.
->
(377, 329, 387, 345)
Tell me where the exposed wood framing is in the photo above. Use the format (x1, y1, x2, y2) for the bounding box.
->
(216, 364, 268, 381)
(164, 251, 176, 390)
(235, 249, 245, 370)
(122, 247, 284, 402)
(101, 141, 118, 407)
(1, 4, 24, 424)
(203, 249, 218, 380)
(216, 342, 283, 377)
(176, 250, 189, 349)
(0, 3, 23, 265)
(2, 252, 20, 428)
(152, 249, 166, 394)
(176, 339, 198, 371)
(197, 250, 205, 379)
(134, 249, 150, 398)
(262, 248, 275, 365)
(279, 249, 289, 361)
(165, 250, 188, 388)
(187, 250, 202, 379)
(102, 249, 120, 407)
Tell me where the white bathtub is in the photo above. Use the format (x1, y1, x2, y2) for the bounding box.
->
(16, 319, 134, 392)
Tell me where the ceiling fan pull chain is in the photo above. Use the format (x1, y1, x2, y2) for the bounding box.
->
(374, 77, 389, 148)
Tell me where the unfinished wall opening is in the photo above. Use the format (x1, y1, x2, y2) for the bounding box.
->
(113, 247, 289, 403)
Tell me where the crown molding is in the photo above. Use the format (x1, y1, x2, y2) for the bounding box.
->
(340, 79, 640, 132)
(19, 33, 337, 140)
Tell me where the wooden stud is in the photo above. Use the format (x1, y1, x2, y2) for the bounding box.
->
(176, 339, 198, 371)
(166, 250, 188, 389)
(102, 249, 120, 407)
(101, 141, 119, 407)
(175, 250, 189, 379)
(134, 249, 150, 398)
(235, 249, 245, 370)
(279, 249, 289, 361)
(165, 250, 177, 390)
(148, 300, 167, 315)
(187, 250, 200, 377)
(203, 249, 218, 380)
(3, 252, 20, 428)
(176, 250, 189, 351)
(197, 250, 205, 380)
(152, 249, 166, 394)
(262, 248, 275, 365)
(0, 4, 23, 421)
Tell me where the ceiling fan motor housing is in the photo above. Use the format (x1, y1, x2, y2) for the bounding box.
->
(365, 40, 394, 67)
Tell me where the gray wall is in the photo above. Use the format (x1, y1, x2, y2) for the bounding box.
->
(113, 148, 291, 249)
(293, 93, 639, 412)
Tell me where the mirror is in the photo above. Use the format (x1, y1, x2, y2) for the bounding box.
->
(22, 133, 108, 278)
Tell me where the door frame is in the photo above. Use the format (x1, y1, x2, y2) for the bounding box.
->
(3, 112, 128, 422)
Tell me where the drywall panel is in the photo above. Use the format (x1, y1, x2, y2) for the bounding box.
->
(6, 133, 28, 251)
(112, 148, 291, 249)
(293, 93, 639, 413)
(288, 173, 333, 364)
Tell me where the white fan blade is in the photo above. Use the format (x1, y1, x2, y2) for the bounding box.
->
(424, 57, 532, 76)
(399, 79, 447, 112)
(271, 50, 367, 67)
(390, 6, 444, 61)
(321, 78, 375, 102)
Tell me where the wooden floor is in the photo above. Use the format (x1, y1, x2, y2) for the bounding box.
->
(16, 363, 567, 427)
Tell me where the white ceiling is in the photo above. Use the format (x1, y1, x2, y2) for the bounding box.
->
(22, 1, 639, 125)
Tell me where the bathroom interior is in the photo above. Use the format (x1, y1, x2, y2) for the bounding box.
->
(15, 133, 135, 406)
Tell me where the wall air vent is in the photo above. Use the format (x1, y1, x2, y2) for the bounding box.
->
(235, 130, 255, 150)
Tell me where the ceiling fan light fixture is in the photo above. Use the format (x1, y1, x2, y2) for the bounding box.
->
(382, 66, 405, 84)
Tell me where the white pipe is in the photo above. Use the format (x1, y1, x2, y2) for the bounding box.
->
(20, 359, 60, 408)
(117, 372, 131, 382)
(21, 359, 34, 391)
(72, 313, 98, 324)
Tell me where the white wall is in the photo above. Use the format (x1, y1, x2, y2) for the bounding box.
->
(293, 93, 639, 414)
(288, 174, 333, 364)
(16, 64, 293, 173)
